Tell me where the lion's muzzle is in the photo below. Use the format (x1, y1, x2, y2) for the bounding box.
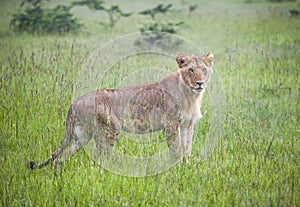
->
(192, 81, 206, 92)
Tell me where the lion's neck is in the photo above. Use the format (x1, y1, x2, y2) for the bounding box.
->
(160, 71, 203, 121)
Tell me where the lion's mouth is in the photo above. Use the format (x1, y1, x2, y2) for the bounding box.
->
(192, 87, 204, 92)
(192, 82, 206, 92)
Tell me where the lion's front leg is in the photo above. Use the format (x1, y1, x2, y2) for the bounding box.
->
(95, 107, 120, 158)
(183, 121, 195, 164)
(178, 120, 195, 164)
(164, 120, 183, 162)
(180, 122, 189, 164)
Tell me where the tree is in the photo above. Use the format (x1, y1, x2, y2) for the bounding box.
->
(71, 0, 105, 11)
(139, 4, 172, 20)
(137, 4, 183, 47)
(104, 5, 132, 27)
(188, 4, 197, 16)
(72, 0, 132, 28)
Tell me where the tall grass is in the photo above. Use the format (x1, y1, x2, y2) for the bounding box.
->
(1, 0, 299, 206)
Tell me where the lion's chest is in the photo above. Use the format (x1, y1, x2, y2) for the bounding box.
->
(183, 94, 203, 122)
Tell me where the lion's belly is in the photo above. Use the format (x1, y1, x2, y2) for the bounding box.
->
(120, 108, 166, 134)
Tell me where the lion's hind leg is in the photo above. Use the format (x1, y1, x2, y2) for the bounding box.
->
(53, 120, 91, 168)
(30, 109, 89, 169)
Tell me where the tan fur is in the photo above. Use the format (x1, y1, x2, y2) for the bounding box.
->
(30, 53, 214, 169)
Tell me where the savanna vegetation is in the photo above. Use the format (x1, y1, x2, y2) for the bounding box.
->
(0, 0, 299, 206)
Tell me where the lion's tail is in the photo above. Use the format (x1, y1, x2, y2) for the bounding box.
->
(29, 148, 62, 169)
(29, 159, 51, 169)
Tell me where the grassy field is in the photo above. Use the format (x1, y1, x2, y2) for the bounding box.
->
(1, 0, 299, 206)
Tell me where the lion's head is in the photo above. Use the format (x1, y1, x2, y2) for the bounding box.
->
(176, 52, 214, 93)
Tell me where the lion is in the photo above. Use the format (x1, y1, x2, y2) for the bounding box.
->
(30, 52, 214, 169)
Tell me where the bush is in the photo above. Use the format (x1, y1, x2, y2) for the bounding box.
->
(136, 21, 184, 50)
(140, 21, 183, 34)
(10, 0, 82, 34)
(138, 4, 183, 48)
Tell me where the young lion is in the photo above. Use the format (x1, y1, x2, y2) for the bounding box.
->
(30, 52, 214, 169)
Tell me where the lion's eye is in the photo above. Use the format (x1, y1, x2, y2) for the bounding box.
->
(189, 68, 194, 74)
(202, 68, 207, 74)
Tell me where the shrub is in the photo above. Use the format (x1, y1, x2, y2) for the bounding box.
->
(138, 4, 183, 48)
(140, 21, 183, 34)
(137, 21, 184, 50)
(10, 0, 82, 34)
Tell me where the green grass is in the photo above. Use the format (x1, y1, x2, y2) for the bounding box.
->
(1, 0, 299, 206)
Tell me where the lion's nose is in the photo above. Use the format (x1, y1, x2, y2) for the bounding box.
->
(196, 81, 204, 87)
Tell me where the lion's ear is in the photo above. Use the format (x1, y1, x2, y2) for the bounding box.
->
(176, 53, 190, 68)
(203, 52, 214, 67)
